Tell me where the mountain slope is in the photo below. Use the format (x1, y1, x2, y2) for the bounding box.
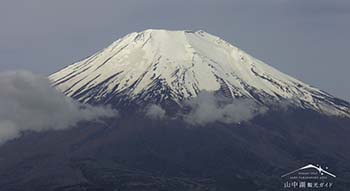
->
(49, 29, 350, 116)
(1, 109, 350, 191)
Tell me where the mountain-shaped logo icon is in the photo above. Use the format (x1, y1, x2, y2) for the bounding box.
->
(281, 164, 336, 178)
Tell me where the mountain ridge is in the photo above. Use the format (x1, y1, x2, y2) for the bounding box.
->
(49, 29, 350, 117)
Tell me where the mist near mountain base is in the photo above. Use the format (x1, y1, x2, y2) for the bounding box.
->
(145, 104, 166, 120)
(143, 92, 267, 125)
(182, 92, 267, 125)
(0, 71, 117, 144)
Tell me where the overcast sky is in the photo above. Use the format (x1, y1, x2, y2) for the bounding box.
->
(0, 0, 349, 100)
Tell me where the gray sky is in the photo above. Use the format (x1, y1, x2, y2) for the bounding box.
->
(0, 0, 349, 100)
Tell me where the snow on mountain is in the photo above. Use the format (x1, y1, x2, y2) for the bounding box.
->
(49, 29, 350, 117)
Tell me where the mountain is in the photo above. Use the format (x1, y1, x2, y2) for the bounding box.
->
(1, 30, 350, 191)
(49, 29, 349, 116)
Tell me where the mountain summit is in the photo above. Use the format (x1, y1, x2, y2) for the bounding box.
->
(49, 29, 349, 116)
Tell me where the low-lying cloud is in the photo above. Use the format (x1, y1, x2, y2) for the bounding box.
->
(141, 92, 267, 125)
(0, 71, 117, 144)
(182, 92, 267, 125)
(145, 104, 166, 120)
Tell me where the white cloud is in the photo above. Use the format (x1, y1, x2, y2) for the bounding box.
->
(182, 92, 267, 125)
(145, 104, 166, 120)
(0, 71, 117, 144)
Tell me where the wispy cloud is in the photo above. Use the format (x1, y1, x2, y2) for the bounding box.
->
(0, 71, 117, 144)
(182, 92, 267, 125)
(145, 104, 166, 120)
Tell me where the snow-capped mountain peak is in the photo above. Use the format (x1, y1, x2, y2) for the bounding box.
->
(49, 29, 350, 116)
